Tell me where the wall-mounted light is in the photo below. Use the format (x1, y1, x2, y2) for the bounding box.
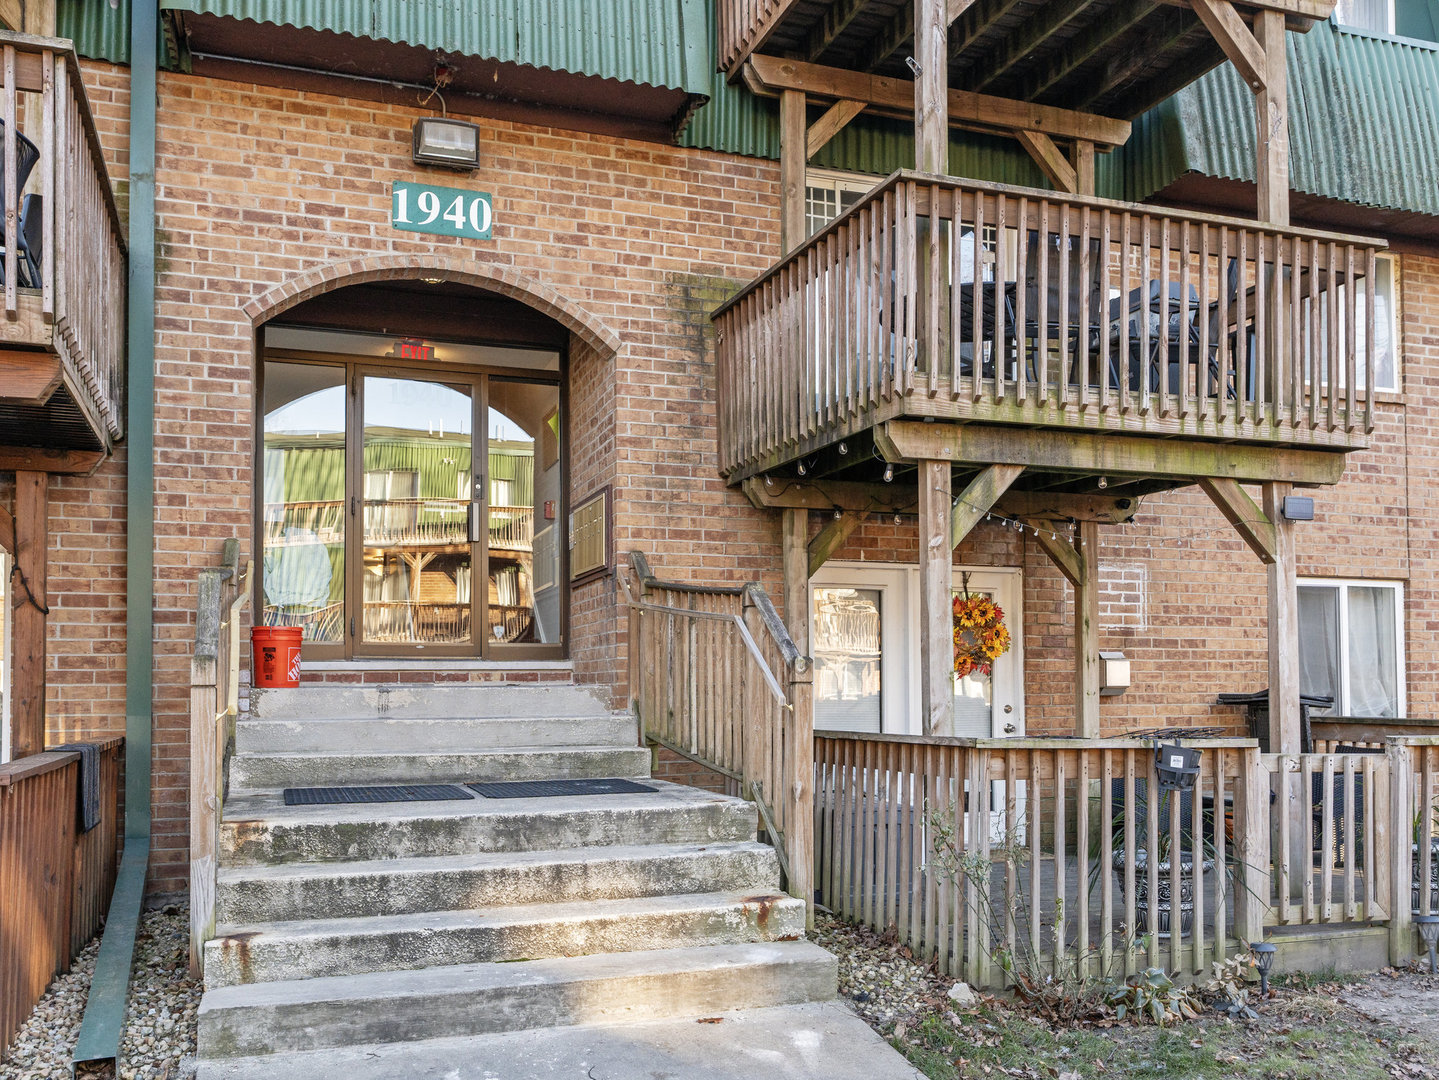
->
(1099, 651, 1130, 697)
(1281, 495, 1315, 521)
(412, 117, 481, 170)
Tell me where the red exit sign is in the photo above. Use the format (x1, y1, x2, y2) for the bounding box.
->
(395, 338, 434, 362)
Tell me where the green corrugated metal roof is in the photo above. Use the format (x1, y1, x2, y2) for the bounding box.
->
(58, 0, 133, 64)
(1114, 20, 1439, 217)
(157, 0, 710, 94)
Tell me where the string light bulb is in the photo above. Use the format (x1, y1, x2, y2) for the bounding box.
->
(1097, 475, 1109, 489)
(882, 464, 894, 483)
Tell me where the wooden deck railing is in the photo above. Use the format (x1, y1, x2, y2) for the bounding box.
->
(188, 539, 252, 975)
(1263, 751, 1389, 925)
(0, 33, 126, 447)
(714, 172, 1385, 481)
(814, 733, 1267, 987)
(0, 738, 122, 1059)
(620, 551, 814, 922)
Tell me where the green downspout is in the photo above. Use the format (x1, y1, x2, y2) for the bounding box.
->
(72, 0, 156, 1068)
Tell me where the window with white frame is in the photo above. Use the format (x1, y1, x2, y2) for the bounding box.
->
(1311, 252, 1400, 394)
(805, 169, 879, 237)
(1298, 578, 1404, 718)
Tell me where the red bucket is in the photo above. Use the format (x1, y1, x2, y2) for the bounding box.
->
(251, 626, 303, 689)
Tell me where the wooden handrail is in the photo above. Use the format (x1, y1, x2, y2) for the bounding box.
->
(620, 551, 813, 923)
(188, 538, 253, 976)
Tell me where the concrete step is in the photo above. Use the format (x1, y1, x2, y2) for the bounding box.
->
(197, 941, 838, 1059)
(235, 713, 637, 754)
(248, 684, 610, 722)
(226, 745, 652, 791)
(193, 1001, 924, 1080)
(204, 890, 805, 987)
(215, 841, 782, 924)
(219, 782, 755, 867)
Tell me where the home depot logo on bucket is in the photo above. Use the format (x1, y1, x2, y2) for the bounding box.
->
(252, 626, 303, 688)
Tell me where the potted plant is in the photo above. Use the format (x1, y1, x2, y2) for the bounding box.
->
(1091, 786, 1225, 938)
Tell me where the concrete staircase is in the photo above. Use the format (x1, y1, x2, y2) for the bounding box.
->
(194, 682, 919, 1079)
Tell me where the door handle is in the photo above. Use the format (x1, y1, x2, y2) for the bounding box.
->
(1003, 722, 1016, 734)
(468, 502, 484, 544)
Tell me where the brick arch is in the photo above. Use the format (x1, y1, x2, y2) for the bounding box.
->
(243, 255, 622, 356)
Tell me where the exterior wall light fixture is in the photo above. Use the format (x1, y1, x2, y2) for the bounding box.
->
(412, 117, 481, 170)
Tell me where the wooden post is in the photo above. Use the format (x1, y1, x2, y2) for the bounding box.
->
(780, 89, 807, 254)
(1254, 10, 1289, 227)
(1071, 139, 1096, 197)
(788, 656, 816, 928)
(1234, 744, 1272, 943)
(914, 0, 949, 173)
(781, 508, 810, 656)
(918, 459, 953, 736)
(1074, 520, 1101, 738)
(11, 470, 48, 758)
(1389, 740, 1414, 964)
(1263, 482, 1301, 754)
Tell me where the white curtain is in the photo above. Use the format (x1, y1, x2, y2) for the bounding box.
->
(1298, 586, 1340, 709)
(1348, 586, 1399, 717)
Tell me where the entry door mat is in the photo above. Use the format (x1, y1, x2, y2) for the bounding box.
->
(467, 778, 655, 799)
(283, 784, 475, 806)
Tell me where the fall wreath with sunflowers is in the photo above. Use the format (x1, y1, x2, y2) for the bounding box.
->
(952, 581, 1011, 679)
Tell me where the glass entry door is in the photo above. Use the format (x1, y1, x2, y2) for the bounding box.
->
(261, 357, 564, 659)
(356, 373, 477, 652)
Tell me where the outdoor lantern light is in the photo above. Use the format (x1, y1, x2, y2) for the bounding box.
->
(412, 117, 481, 170)
(1251, 942, 1277, 996)
(1155, 743, 1201, 793)
(1416, 916, 1439, 974)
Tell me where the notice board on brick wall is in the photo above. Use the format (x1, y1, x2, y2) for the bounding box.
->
(570, 488, 610, 583)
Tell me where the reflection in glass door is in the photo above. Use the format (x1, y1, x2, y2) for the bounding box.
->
(359, 375, 475, 649)
(261, 363, 347, 644)
(485, 379, 562, 650)
(260, 356, 563, 658)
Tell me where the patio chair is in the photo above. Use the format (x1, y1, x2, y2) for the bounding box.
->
(0, 122, 39, 284)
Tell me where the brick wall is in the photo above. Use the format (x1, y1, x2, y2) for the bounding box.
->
(23, 59, 1438, 894)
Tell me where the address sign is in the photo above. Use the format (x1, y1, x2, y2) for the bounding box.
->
(391, 182, 493, 240)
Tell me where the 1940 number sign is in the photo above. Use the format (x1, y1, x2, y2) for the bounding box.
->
(391, 182, 493, 240)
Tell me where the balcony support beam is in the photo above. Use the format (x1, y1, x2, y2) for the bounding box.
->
(780, 90, 807, 254)
(1035, 522, 1101, 738)
(1016, 129, 1078, 194)
(874, 420, 1348, 486)
(918, 459, 953, 736)
(9, 469, 47, 759)
(808, 509, 869, 576)
(1191, 0, 1267, 91)
(781, 508, 810, 657)
(743, 54, 1131, 150)
(1197, 476, 1277, 562)
(915, 0, 950, 174)
(951, 463, 1023, 547)
(806, 99, 867, 159)
(1263, 482, 1302, 754)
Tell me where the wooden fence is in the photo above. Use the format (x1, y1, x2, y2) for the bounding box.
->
(814, 733, 1267, 987)
(620, 551, 814, 920)
(188, 539, 252, 975)
(714, 172, 1383, 481)
(0, 738, 122, 1059)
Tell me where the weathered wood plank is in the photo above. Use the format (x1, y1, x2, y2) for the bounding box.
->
(918, 459, 953, 736)
(808, 509, 867, 576)
(1197, 477, 1278, 563)
(10, 470, 47, 758)
(951, 464, 1023, 548)
(780, 89, 806, 254)
(875, 420, 1349, 486)
(743, 55, 1132, 147)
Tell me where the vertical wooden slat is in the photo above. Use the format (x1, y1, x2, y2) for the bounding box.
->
(1364, 247, 1376, 434)
(1197, 224, 1211, 420)
(1191, 749, 1205, 973)
(1005, 750, 1019, 966)
(1253, 232, 1268, 432)
(1302, 755, 1316, 923)
(968, 189, 983, 401)
(1030, 749, 1043, 963)
(1015, 197, 1029, 404)
(1145, 751, 1160, 968)
(3, 45, 16, 317)
(1037, 200, 1051, 399)
(1344, 245, 1357, 432)
(1077, 206, 1092, 412)
(1277, 757, 1292, 924)
(1321, 754, 1335, 922)
(1168, 778, 1182, 972)
(1098, 208, 1112, 413)
(1157, 216, 1171, 418)
(1326, 241, 1339, 434)
(1235, 229, 1248, 428)
(1058, 206, 1072, 409)
(40, 48, 53, 319)
(1138, 214, 1153, 415)
(1212, 749, 1228, 966)
(993, 193, 1008, 403)
(1343, 755, 1357, 921)
(1076, 749, 1091, 975)
(1100, 749, 1114, 974)
(1053, 751, 1068, 971)
(1123, 750, 1137, 975)
(1118, 211, 1132, 415)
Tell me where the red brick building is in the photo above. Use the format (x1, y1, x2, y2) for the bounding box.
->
(0, 0, 1430, 898)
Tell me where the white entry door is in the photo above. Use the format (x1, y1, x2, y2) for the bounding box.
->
(809, 563, 1023, 739)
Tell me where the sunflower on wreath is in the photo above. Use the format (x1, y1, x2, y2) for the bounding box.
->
(952, 573, 1011, 679)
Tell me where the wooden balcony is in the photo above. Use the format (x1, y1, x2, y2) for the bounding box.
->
(714, 172, 1383, 489)
(0, 33, 126, 458)
(718, 0, 1333, 120)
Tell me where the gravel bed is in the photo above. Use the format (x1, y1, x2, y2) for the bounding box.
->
(814, 910, 960, 1033)
(1, 904, 201, 1080)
